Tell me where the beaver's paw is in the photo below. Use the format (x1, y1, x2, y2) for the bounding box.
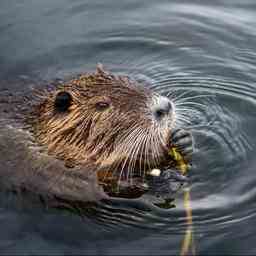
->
(171, 128, 194, 160)
(147, 169, 188, 197)
(113, 178, 149, 199)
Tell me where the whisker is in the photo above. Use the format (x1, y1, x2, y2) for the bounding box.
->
(144, 126, 152, 177)
(175, 116, 193, 126)
(116, 124, 144, 187)
(149, 126, 158, 169)
(175, 102, 207, 109)
(175, 108, 201, 116)
(185, 121, 214, 129)
(110, 123, 141, 183)
(153, 126, 163, 167)
(140, 127, 149, 182)
(127, 127, 145, 184)
(168, 90, 192, 102)
(174, 94, 212, 103)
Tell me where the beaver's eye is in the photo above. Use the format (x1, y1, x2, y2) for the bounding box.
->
(95, 101, 110, 111)
(54, 91, 72, 112)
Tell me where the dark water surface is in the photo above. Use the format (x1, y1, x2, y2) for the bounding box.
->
(1, 0, 256, 255)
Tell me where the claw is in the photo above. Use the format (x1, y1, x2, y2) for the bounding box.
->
(145, 129, 193, 200)
(147, 168, 188, 197)
(171, 129, 194, 160)
(161, 169, 188, 182)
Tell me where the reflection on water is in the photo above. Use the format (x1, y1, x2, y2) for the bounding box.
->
(1, 0, 256, 254)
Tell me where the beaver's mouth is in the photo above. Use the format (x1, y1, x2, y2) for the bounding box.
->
(101, 150, 173, 182)
(97, 151, 175, 199)
(125, 155, 172, 178)
(97, 129, 173, 183)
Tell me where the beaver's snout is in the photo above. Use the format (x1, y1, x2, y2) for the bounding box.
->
(151, 95, 174, 122)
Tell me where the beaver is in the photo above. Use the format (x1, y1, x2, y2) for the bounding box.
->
(0, 64, 193, 203)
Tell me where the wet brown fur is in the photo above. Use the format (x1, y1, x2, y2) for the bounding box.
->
(26, 65, 171, 185)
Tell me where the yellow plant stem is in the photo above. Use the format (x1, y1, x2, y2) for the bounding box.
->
(169, 147, 195, 256)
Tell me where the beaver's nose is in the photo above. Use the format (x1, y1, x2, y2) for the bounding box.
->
(153, 96, 173, 120)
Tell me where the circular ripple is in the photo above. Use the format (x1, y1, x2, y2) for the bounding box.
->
(63, 66, 255, 236)
(2, 2, 256, 250)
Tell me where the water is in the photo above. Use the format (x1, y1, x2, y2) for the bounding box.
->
(1, 0, 256, 254)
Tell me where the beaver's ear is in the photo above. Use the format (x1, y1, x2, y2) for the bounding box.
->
(96, 63, 109, 76)
(54, 91, 72, 112)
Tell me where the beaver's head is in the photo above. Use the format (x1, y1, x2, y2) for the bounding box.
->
(29, 65, 176, 180)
